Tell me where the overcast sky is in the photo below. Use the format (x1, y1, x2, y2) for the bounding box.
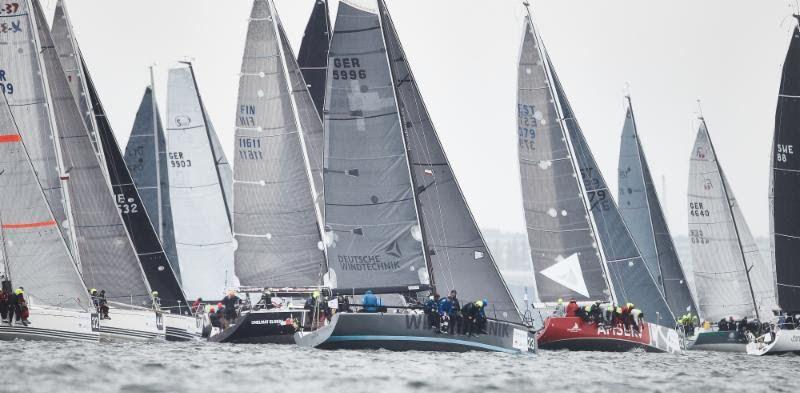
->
(44, 0, 794, 238)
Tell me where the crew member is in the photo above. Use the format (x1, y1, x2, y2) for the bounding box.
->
(208, 307, 221, 328)
(13, 288, 28, 326)
(631, 308, 643, 332)
(361, 290, 382, 313)
(565, 299, 579, 317)
(192, 298, 203, 313)
(447, 290, 462, 335)
(424, 294, 440, 329)
(220, 290, 241, 328)
(258, 290, 274, 310)
(462, 299, 487, 336)
(0, 288, 8, 323)
(554, 298, 565, 317)
(438, 294, 452, 333)
(601, 302, 615, 325)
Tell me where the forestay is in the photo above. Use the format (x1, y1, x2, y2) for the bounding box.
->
(323, 0, 428, 290)
(0, 95, 91, 310)
(618, 101, 697, 317)
(0, 0, 71, 254)
(772, 24, 800, 314)
(124, 88, 180, 278)
(34, 1, 153, 306)
(517, 16, 609, 304)
(381, 1, 520, 324)
(233, 0, 325, 287)
(166, 65, 235, 299)
(298, 0, 331, 119)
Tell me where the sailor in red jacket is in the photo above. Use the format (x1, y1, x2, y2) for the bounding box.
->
(565, 299, 579, 317)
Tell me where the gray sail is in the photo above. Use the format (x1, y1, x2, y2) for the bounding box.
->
(0, 95, 92, 310)
(206, 114, 233, 222)
(124, 88, 179, 278)
(553, 65, 675, 326)
(618, 101, 697, 317)
(34, 1, 153, 305)
(323, 0, 428, 290)
(0, 0, 71, 253)
(688, 122, 774, 321)
(51, 0, 101, 158)
(517, 16, 609, 304)
(380, 1, 520, 323)
(232, 0, 325, 287)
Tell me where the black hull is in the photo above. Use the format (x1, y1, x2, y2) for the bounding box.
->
(294, 313, 536, 353)
(209, 310, 307, 344)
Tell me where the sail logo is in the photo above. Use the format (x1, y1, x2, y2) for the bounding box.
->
(174, 115, 192, 127)
(695, 147, 706, 160)
(703, 179, 713, 191)
(337, 255, 400, 272)
(385, 240, 402, 258)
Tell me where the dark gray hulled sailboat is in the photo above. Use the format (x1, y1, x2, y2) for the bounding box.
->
(687, 118, 773, 352)
(749, 18, 800, 355)
(209, 0, 326, 344)
(0, 92, 98, 342)
(294, 0, 533, 353)
(518, 6, 680, 352)
(298, 0, 331, 119)
(617, 97, 698, 321)
(32, 0, 162, 342)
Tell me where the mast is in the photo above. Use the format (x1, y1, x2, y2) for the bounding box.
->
(270, 0, 327, 271)
(181, 61, 232, 229)
(701, 115, 760, 319)
(377, 0, 435, 293)
(29, 0, 82, 272)
(523, 3, 615, 303)
(150, 65, 163, 241)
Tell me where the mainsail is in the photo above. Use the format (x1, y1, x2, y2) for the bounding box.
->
(323, 0, 428, 290)
(380, 1, 521, 323)
(520, 10, 674, 326)
(33, 0, 153, 305)
(298, 0, 331, 118)
(618, 99, 697, 317)
(232, 0, 325, 287)
(0, 94, 91, 310)
(124, 88, 180, 278)
(772, 22, 800, 314)
(689, 121, 772, 320)
(166, 64, 235, 299)
(0, 0, 72, 254)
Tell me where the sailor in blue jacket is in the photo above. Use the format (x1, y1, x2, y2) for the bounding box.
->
(438, 296, 453, 333)
(361, 290, 382, 313)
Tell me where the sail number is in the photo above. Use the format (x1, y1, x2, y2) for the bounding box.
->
(777, 144, 793, 163)
(332, 57, 367, 80)
(587, 190, 611, 211)
(689, 229, 709, 245)
(688, 202, 709, 217)
(238, 137, 263, 160)
(518, 104, 537, 151)
(168, 152, 191, 168)
(0, 70, 14, 94)
(116, 194, 138, 214)
(0, 3, 19, 14)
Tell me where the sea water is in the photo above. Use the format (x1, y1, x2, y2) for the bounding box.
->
(7, 340, 799, 392)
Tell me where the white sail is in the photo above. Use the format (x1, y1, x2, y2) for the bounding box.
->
(166, 65, 235, 299)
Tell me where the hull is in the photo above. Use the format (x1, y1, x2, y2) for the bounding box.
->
(535, 317, 682, 353)
(688, 330, 747, 352)
(747, 329, 800, 356)
(99, 308, 164, 342)
(0, 307, 98, 342)
(294, 313, 536, 353)
(209, 309, 307, 344)
(165, 313, 203, 341)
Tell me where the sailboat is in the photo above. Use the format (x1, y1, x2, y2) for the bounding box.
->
(208, 0, 327, 344)
(518, 6, 680, 352)
(293, 0, 533, 353)
(617, 97, 698, 321)
(687, 117, 773, 352)
(165, 62, 236, 301)
(298, 0, 331, 119)
(750, 17, 800, 356)
(0, 91, 98, 342)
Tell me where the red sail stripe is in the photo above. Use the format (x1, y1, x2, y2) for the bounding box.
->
(0, 134, 21, 143)
(2, 220, 57, 229)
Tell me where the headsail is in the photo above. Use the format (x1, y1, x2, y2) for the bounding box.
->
(517, 16, 609, 304)
(618, 99, 697, 317)
(34, 0, 153, 305)
(772, 22, 800, 313)
(298, 0, 331, 119)
(232, 0, 325, 287)
(689, 121, 773, 320)
(0, 0, 72, 254)
(124, 88, 180, 279)
(166, 65, 236, 299)
(323, 0, 428, 290)
(0, 94, 91, 310)
(380, 0, 520, 323)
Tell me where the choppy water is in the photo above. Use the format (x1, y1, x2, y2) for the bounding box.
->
(6, 340, 799, 393)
